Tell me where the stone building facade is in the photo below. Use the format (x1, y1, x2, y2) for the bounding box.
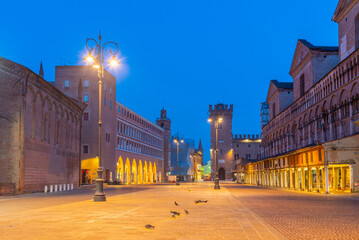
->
(208, 104, 261, 180)
(242, 0, 359, 193)
(0, 57, 84, 195)
(115, 103, 166, 183)
(55, 66, 169, 184)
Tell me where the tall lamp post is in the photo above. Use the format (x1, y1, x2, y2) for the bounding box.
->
(172, 133, 184, 185)
(84, 32, 120, 202)
(208, 117, 223, 189)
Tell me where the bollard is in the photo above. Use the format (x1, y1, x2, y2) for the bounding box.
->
(44, 185, 48, 193)
(50, 185, 53, 192)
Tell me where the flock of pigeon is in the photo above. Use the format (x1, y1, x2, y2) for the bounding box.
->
(145, 190, 208, 230)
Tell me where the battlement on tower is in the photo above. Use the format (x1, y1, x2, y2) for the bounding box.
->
(209, 103, 233, 113)
(233, 134, 261, 140)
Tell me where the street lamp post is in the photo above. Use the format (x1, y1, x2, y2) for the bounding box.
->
(84, 32, 119, 202)
(208, 117, 223, 190)
(172, 133, 184, 185)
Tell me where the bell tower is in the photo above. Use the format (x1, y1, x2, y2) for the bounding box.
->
(156, 108, 171, 181)
(208, 103, 233, 180)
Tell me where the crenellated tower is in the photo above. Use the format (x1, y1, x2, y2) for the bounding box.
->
(208, 103, 233, 180)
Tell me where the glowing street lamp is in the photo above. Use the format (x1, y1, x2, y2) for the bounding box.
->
(207, 116, 223, 190)
(172, 132, 184, 185)
(84, 32, 120, 202)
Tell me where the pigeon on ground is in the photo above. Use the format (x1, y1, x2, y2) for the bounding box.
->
(175, 201, 179, 206)
(171, 211, 181, 216)
(145, 224, 155, 229)
(195, 200, 208, 204)
(171, 212, 176, 218)
(185, 209, 189, 215)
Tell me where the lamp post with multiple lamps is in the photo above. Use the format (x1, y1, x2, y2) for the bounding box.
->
(172, 133, 184, 185)
(84, 32, 119, 202)
(207, 117, 223, 189)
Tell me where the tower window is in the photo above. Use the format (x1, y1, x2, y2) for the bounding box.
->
(84, 94, 89, 102)
(83, 80, 89, 88)
(64, 80, 70, 88)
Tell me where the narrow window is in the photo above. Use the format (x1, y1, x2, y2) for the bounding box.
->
(83, 112, 89, 121)
(83, 145, 88, 153)
(84, 94, 89, 102)
(300, 74, 305, 97)
(64, 80, 70, 88)
(83, 80, 89, 88)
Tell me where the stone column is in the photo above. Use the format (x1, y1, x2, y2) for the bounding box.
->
(338, 108, 343, 138)
(325, 165, 329, 194)
(350, 165, 354, 193)
(314, 119, 318, 143)
(316, 167, 320, 192)
(329, 110, 333, 141)
(308, 124, 312, 145)
(349, 100, 354, 135)
(321, 117, 325, 142)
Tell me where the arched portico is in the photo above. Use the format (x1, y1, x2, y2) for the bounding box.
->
(132, 159, 137, 184)
(144, 161, 148, 183)
(149, 162, 153, 183)
(117, 156, 124, 183)
(125, 158, 131, 184)
(138, 160, 143, 184)
(153, 162, 157, 183)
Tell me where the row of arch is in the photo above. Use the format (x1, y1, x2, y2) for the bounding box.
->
(294, 52, 359, 116)
(116, 156, 160, 184)
(25, 85, 82, 151)
(262, 81, 359, 158)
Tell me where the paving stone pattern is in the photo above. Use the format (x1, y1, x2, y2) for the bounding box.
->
(228, 185, 359, 240)
(0, 183, 285, 240)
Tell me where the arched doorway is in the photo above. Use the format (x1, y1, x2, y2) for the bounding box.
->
(132, 159, 137, 184)
(218, 167, 225, 180)
(138, 160, 143, 184)
(117, 156, 124, 183)
(125, 158, 131, 184)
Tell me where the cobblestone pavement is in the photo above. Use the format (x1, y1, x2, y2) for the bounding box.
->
(0, 183, 285, 240)
(226, 184, 359, 240)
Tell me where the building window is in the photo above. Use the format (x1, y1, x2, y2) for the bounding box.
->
(84, 80, 89, 88)
(64, 80, 70, 88)
(110, 101, 112, 108)
(110, 87, 112, 94)
(118, 106, 121, 113)
(104, 97, 107, 105)
(300, 74, 305, 97)
(106, 133, 110, 142)
(104, 83, 106, 91)
(84, 94, 89, 102)
(83, 145, 88, 154)
(84, 112, 89, 121)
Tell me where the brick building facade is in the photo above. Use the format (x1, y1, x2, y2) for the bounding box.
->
(0, 57, 85, 195)
(55, 66, 169, 184)
(208, 104, 261, 180)
(242, 0, 359, 193)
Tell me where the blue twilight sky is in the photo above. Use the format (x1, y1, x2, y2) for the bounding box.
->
(1, 0, 339, 163)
